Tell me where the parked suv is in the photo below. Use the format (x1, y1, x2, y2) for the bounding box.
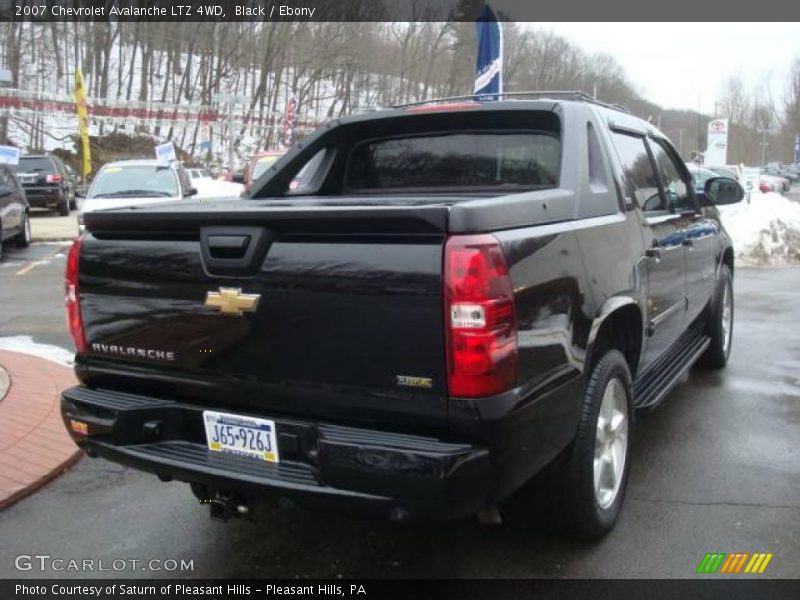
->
(0, 164, 31, 260)
(10, 154, 73, 215)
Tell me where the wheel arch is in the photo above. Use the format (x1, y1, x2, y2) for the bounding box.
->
(586, 298, 644, 379)
(722, 245, 734, 276)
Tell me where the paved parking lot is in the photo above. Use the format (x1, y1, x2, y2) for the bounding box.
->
(28, 208, 79, 242)
(0, 243, 798, 579)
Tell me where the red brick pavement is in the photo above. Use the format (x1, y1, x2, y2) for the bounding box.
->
(0, 350, 81, 510)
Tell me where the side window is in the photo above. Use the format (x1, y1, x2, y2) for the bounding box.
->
(609, 131, 663, 212)
(287, 148, 328, 195)
(0, 168, 10, 187)
(649, 140, 694, 212)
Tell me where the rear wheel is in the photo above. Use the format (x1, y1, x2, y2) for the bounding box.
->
(555, 349, 633, 539)
(15, 213, 31, 248)
(700, 264, 733, 368)
(58, 194, 70, 216)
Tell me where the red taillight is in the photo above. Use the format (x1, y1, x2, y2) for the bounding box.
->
(65, 235, 87, 353)
(46, 173, 63, 184)
(444, 234, 517, 397)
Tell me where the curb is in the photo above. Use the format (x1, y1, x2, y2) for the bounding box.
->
(0, 350, 82, 511)
(31, 237, 77, 243)
(0, 365, 8, 402)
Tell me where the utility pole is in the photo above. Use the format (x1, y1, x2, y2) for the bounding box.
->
(759, 128, 769, 165)
(697, 93, 703, 162)
(227, 100, 233, 171)
(0, 68, 12, 143)
(212, 93, 250, 172)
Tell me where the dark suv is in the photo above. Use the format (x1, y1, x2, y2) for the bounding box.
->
(11, 154, 74, 215)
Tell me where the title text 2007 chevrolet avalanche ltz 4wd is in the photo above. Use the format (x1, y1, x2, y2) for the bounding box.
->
(60, 93, 744, 538)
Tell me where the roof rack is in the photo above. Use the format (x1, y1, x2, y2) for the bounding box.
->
(392, 91, 631, 114)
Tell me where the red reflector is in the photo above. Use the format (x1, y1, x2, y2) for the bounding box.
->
(65, 235, 88, 354)
(46, 173, 63, 183)
(444, 234, 517, 398)
(405, 102, 480, 113)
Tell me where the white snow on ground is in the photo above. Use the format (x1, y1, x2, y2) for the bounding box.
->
(718, 192, 800, 265)
(0, 336, 74, 365)
(192, 178, 244, 199)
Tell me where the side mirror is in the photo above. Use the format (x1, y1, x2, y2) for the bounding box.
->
(74, 190, 86, 199)
(704, 176, 744, 205)
(184, 187, 198, 197)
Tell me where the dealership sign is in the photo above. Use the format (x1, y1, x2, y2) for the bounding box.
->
(155, 141, 177, 162)
(705, 118, 728, 166)
(0, 144, 20, 165)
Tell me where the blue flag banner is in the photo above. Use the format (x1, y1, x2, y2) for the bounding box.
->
(474, 5, 503, 99)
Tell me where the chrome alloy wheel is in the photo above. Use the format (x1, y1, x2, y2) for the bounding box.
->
(721, 281, 732, 355)
(594, 377, 628, 509)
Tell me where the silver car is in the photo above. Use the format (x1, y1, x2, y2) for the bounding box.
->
(77, 160, 197, 232)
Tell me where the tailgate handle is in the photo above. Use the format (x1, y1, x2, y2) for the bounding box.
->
(200, 226, 274, 277)
(207, 235, 250, 259)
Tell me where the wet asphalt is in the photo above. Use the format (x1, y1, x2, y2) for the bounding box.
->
(0, 238, 797, 579)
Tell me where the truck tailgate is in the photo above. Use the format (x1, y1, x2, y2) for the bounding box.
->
(77, 201, 450, 430)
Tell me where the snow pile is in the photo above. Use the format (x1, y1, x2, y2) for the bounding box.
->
(718, 192, 800, 265)
(0, 336, 74, 365)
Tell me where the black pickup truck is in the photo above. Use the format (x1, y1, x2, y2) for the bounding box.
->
(61, 93, 744, 538)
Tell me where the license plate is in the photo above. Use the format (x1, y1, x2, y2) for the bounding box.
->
(17, 173, 36, 184)
(202, 410, 279, 463)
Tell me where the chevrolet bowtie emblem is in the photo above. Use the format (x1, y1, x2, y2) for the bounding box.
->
(204, 287, 261, 316)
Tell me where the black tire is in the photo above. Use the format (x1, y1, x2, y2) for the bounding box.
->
(699, 264, 733, 369)
(15, 213, 31, 248)
(554, 349, 633, 539)
(58, 194, 70, 216)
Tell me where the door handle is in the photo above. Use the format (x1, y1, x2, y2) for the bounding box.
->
(682, 238, 694, 248)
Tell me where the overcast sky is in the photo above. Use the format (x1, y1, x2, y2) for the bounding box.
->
(524, 23, 800, 113)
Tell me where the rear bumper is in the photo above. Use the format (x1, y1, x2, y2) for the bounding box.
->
(60, 386, 493, 521)
(24, 187, 63, 207)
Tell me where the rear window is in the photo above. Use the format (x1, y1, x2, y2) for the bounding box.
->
(14, 157, 56, 172)
(345, 131, 560, 192)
